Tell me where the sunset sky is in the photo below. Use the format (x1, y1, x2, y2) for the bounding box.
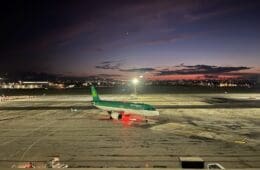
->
(1, 0, 260, 80)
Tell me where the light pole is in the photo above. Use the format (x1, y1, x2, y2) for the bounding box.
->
(132, 78, 139, 95)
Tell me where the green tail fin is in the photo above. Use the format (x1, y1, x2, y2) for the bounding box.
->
(91, 86, 100, 101)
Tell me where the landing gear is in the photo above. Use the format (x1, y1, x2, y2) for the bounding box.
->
(107, 111, 112, 119)
(118, 114, 122, 120)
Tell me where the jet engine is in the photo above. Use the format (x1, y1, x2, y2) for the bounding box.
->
(109, 112, 144, 123)
(110, 112, 122, 120)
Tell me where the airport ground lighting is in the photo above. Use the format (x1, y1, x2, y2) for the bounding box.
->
(132, 78, 139, 85)
(132, 78, 139, 95)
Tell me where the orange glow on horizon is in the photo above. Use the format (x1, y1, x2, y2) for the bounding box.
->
(148, 74, 240, 81)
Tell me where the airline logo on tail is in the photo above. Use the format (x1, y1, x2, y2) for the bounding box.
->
(91, 86, 100, 101)
(92, 89, 97, 97)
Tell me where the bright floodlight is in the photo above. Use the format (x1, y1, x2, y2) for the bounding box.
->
(132, 78, 139, 85)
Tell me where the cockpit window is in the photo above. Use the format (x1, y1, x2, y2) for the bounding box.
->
(147, 107, 156, 111)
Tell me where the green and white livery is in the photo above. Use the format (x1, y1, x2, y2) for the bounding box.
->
(90, 86, 159, 120)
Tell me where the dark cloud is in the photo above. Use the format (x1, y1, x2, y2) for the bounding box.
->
(100, 61, 114, 64)
(97, 74, 122, 78)
(96, 59, 156, 74)
(157, 64, 250, 75)
(96, 59, 156, 73)
(120, 67, 156, 73)
(95, 60, 122, 70)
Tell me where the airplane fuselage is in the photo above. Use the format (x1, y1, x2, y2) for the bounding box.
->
(93, 100, 159, 117)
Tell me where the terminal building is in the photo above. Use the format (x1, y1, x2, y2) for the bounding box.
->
(0, 81, 49, 89)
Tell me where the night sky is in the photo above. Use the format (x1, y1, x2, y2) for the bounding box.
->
(1, 0, 260, 80)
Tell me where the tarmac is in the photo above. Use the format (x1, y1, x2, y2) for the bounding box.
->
(0, 93, 259, 168)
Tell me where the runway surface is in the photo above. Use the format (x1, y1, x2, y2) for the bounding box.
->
(0, 93, 260, 168)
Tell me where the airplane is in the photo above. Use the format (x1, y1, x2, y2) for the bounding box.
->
(90, 86, 159, 122)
